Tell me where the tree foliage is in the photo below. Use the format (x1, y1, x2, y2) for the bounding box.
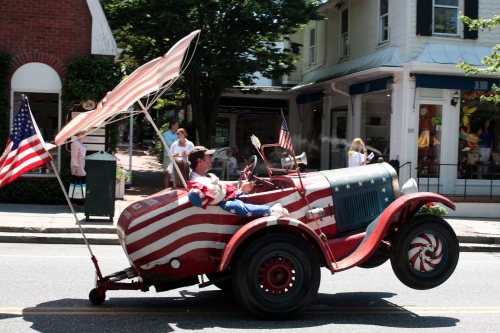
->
(101, 0, 324, 143)
(459, 14, 500, 104)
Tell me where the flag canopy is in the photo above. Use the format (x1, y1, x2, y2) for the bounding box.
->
(0, 98, 52, 188)
(55, 30, 201, 146)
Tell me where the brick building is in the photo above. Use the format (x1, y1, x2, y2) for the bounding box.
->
(0, 0, 116, 175)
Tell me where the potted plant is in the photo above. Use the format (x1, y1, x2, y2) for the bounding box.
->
(417, 202, 447, 217)
(115, 167, 131, 199)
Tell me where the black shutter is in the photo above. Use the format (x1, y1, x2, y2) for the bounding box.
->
(464, 0, 479, 39)
(416, 0, 433, 36)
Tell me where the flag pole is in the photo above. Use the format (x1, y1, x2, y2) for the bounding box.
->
(22, 95, 95, 257)
(280, 109, 306, 197)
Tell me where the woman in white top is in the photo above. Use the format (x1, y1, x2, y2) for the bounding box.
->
(167, 128, 194, 183)
(70, 130, 87, 208)
(348, 138, 369, 167)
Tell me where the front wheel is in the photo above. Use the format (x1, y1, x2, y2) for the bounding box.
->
(232, 232, 321, 320)
(390, 214, 459, 290)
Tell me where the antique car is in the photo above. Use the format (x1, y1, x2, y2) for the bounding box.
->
(88, 140, 459, 320)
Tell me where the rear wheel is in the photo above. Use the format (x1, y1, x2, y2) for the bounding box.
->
(390, 214, 459, 290)
(232, 232, 321, 320)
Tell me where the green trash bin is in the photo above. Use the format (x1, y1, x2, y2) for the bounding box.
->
(85, 151, 117, 222)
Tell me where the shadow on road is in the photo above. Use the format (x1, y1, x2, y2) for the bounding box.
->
(18, 291, 458, 332)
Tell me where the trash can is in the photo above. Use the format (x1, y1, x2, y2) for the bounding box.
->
(85, 151, 117, 222)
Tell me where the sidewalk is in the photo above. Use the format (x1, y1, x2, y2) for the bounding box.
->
(0, 145, 499, 251)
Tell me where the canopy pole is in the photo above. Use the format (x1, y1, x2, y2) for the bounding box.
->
(137, 100, 187, 189)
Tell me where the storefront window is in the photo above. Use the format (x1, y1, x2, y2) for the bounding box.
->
(236, 114, 282, 174)
(362, 91, 391, 162)
(417, 104, 442, 178)
(13, 91, 59, 175)
(211, 117, 230, 148)
(457, 91, 500, 179)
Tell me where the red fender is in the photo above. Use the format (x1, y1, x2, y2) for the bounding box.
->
(218, 216, 334, 273)
(334, 192, 455, 272)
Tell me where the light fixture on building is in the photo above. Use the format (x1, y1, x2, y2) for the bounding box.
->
(451, 91, 460, 106)
(335, 0, 346, 10)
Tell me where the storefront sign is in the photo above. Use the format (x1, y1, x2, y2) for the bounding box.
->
(218, 107, 284, 115)
(67, 101, 107, 153)
(415, 74, 500, 91)
(349, 77, 391, 95)
(296, 91, 323, 104)
(218, 97, 289, 115)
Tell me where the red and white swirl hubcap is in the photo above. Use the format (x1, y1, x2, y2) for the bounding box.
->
(408, 233, 443, 272)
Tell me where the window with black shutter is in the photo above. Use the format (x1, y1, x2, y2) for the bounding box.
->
(416, 0, 432, 36)
(463, 0, 479, 39)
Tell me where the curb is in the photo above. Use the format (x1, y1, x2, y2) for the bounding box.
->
(0, 226, 117, 234)
(0, 232, 499, 251)
(0, 232, 119, 245)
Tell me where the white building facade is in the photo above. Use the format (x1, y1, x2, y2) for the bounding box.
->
(284, 0, 500, 197)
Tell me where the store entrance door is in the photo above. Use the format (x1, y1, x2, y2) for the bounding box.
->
(330, 109, 347, 169)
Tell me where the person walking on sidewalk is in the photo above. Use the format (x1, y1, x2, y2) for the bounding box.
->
(70, 130, 88, 209)
(162, 120, 179, 188)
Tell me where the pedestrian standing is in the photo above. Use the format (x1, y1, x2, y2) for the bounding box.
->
(348, 138, 369, 167)
(70, 130, 88, 209)
(162, 120, 179, 188)
(166, 128, 194, 184)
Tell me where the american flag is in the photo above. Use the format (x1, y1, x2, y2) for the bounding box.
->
(279, 116, 294, 154)
(0, 99, 52, 188)
(55, 30, 200, 146)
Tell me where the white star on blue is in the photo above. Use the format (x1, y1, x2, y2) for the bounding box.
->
(10, 99, 37, 150)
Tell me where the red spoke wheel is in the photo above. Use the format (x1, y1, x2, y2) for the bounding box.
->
(390, 214, 459, 290)
(258, 256, 296, 295)
(232, 232, 320, 320)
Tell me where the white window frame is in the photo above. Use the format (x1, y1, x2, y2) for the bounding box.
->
(432, 0, 460, 37)
(340, 9, 349, 58)
(309, 27, 316, 66)
(379, 0, 389, 44)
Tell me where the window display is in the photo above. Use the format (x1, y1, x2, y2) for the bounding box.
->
(457, 91, 499, 179)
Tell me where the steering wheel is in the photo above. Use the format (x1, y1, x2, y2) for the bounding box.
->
(237, 155, 258, 189)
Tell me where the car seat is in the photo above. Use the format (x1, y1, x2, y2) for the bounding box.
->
(173, 157, 190, 188)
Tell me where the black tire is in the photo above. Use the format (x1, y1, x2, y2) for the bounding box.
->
(206, 271, 233, 292)
(89, 288, 106, 305)
(232, 232, 321, 320)
(390, 214, 459, 290)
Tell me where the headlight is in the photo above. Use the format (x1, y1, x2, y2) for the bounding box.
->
(401, 178, 418, 195)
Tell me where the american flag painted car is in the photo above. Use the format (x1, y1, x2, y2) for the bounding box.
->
(96, 157, 459, 320)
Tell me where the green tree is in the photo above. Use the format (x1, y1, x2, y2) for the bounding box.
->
(101, 0, 323, 143)
(459, 14, 500, 104)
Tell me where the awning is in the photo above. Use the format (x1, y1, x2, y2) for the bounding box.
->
(414, 43, 493, 66)
(415, 74, 500, 91)
(292, 46, 401, 89)
(218, 97, 289, 116)
(349, 77, 392, 95)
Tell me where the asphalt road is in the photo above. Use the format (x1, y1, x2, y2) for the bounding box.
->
(0, 243, 499, 333)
